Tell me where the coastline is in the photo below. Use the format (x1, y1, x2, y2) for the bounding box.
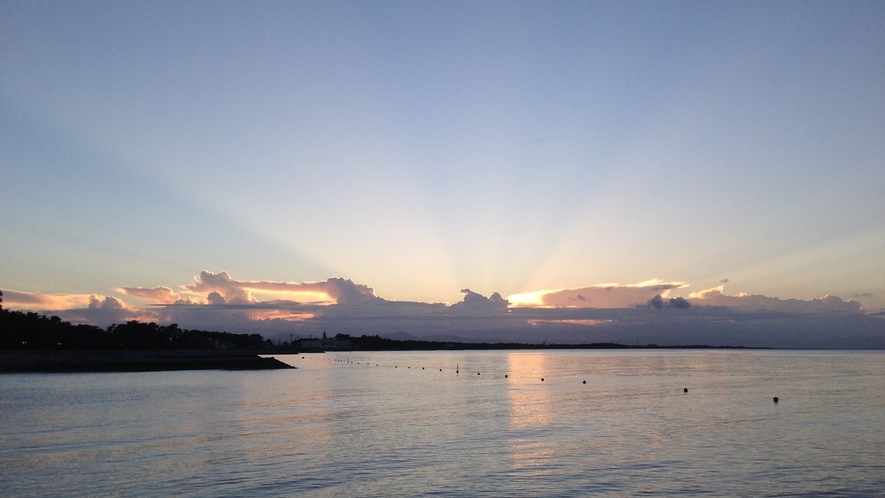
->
(0, 350, 295, 373)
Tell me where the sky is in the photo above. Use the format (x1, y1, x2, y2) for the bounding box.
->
(2, 1, 884, 347)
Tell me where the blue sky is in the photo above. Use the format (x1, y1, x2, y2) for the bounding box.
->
(2, 1, 884, 346)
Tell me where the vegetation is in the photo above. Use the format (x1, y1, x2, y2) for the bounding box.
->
(332, 333, 632, 351)
(0, 306, 269, 351)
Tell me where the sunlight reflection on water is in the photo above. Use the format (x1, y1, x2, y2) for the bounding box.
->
(1, 350, 884, 496)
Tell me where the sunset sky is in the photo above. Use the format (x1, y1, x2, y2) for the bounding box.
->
(2, 1, 884, 346)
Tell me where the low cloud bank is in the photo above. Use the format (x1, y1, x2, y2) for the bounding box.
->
(688, 286, 862, 313)
(3, 273, 881, 348)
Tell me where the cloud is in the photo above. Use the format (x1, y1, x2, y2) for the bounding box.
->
(118, 286, 181, 304)
(450, 288, 510, 314)
(183, 271, 380, 305)
(89, 295, 126, 310)
(0, 289, 149, 326)
(647, 295, 692, 309)
(688, 286, 862, 313)
(669, 297, 691, 309)
(207, 291, 226, 305)
(184, 271, 253, 303)
(510, 280, 689, 308)
(2, 289, 109, 311)
(5, 274, 882, 348)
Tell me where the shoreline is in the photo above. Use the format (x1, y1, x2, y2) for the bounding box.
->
(0, 350, 295, 373)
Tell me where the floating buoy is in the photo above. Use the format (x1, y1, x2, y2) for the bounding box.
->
(773, 397, 779, 403)
(439, 369, 442, 371)
(505, 374, 508, 378)
(684, 388, 688, 393)
(583, 380, 586, 384)
(477, 372, 480, 375)
(541, 378, 545, 382)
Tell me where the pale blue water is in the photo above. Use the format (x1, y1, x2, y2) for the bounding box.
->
(1, 350, 883, 496)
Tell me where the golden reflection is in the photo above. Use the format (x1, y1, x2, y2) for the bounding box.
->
(505, 352, 558, 472)
(505, 352, 552, 430)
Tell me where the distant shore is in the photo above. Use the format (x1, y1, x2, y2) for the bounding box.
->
(0, 350, 294, 373)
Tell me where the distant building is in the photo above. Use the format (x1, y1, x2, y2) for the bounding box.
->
(300, 331, 351, 351)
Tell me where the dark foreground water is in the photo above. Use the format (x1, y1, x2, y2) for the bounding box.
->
(2, 350, 883, 496)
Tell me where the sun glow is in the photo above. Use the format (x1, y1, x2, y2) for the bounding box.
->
(248, 310, 316, 321)
(248, 290, 335, 304)
(506, 290, 556, 307)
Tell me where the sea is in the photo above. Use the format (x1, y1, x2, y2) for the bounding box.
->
(1, 350, 883, 497)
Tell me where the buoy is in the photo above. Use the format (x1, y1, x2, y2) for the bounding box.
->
(684, 388, 688, 393)
(477, 372, 480, 375)
(505, 374, 508, 378)
(773, 397, 779, 403)
(583, 380, 586, 384)
(541, 378, 545, 382)
(439, 369, 442, 371)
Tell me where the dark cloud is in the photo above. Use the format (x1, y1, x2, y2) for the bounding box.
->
(669, 297, 691, 309)
(648, 295, 664, 309)
(207, 291, 226, 305)
(645, 295, 691, 309)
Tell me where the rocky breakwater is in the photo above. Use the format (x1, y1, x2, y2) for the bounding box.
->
(0, 350, 294, 373)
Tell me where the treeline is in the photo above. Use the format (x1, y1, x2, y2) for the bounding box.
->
(0, 308, 269, 350)
(334, 334, 632, 351)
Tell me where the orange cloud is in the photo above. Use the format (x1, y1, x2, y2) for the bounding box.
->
(2, 289, 107, 311)
(117, 286, 181, 304)
(509, 280, 689, 309)
(183, 271, 379, 305)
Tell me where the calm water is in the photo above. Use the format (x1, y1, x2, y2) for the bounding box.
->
(1, 350, 883, 497)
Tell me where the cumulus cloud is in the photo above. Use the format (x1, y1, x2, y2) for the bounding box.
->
(207, 291, 226, 305)
(183, 271, 380, 305)
(117, 286, 181, 304)
(185, 271, 253, 303)
(646, 295, 692, 309)
(511, 280, 689, 308)
(89, 295, 126, 309)
(688, 286, 862, 313)
(450, 288, 510, 314)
